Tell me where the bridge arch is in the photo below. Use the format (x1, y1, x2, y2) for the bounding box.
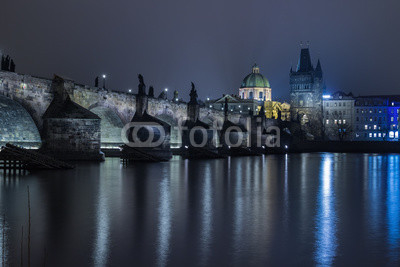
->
(154, 110, 183, 148)
(89, 106, 125, 148)
(0, 95, 42, 148)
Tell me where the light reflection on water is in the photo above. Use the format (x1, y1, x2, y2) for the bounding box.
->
(386, 155, 400, 262)
(0, 154, 400, 266)
(314, 155, 337, 266)
(157, 171, 171, 267)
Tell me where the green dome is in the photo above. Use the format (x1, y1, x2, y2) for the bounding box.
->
(240, 64, 270, 88)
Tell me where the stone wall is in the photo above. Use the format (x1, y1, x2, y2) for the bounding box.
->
(42, 118, 101, 160)
(0, 70, 246, 148)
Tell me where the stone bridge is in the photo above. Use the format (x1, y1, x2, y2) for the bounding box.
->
(0, 71, 243, 148)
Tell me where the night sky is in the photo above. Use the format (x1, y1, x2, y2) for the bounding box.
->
(1, 0, 399, 101)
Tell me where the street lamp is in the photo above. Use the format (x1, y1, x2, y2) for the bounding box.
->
(128, 89, 132, 93)
(165, 88, 168, 98)
(102, 74, 106, 89)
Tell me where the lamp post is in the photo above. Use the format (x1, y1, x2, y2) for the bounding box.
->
(165, 88, 168, 99)
(102, 74, 106, 89)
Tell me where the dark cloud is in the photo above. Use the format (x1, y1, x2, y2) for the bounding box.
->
(1, 0, 399, 101)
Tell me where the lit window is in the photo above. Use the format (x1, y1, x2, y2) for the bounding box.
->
(338, 120, 342, 124)
(364, 125, 368, 130)
(369, 133, 372, 138)
(326, 119, 329, 124)
(391, 117, 394, 122)
(370, 118, 373, 122)
(374, 133, 377, 138)
(396, 132, 399, 138)
(389, 131, 395, 138)
(378, 133, 382, 138)
(343, 119, 346, 124)
(334, 120, 337, 124)
(374, 125, 377, 130)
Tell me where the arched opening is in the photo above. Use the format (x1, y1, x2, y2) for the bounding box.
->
(90, 107, 124, 148)
(156, 113, 180, 148)
(0, 95, 41, 148)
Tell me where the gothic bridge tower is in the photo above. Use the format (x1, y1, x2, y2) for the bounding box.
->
(290, 47, 324, 138)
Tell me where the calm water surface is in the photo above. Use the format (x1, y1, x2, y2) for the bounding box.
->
(0, 153, 399, 266)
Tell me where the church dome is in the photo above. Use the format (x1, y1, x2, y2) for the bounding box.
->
(240, 64, 270, 88)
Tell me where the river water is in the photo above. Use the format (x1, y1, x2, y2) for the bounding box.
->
(0, 153, 399, 266)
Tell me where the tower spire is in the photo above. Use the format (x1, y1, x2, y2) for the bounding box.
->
(315, 59, 323, 78)
(296, 47, 314, 72)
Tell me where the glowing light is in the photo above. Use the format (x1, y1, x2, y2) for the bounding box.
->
(284, 145, 288, 149)
(102, 74, 106, 79)
(128, 89, 132, 93)
(207, 97, 210, 101)
(323, 95, 331, 99)
(165, 88, 168, 92)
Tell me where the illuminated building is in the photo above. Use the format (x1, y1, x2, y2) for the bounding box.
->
(239, 64, 271, 101)
(354, 96, 400, 141)
(322, 91, 355, 141)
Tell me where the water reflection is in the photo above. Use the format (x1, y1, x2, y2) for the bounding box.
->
(92, 169, 112, 266)
(386, 155, 400, 262)
(314, 155, 337, 265)
(157, 172, 171, 267)
(1, 154, 400, 266)
(199, 164, 213, 265)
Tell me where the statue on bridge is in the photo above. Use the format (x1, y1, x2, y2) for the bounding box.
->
(189, 82, 198, 105)
(148, 86, 154, 98)
(138, 74, 146, 96)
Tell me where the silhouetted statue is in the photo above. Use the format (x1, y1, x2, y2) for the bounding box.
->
(189, 82, 198, 105)
(0, 56, 5, 71)
(94, 76, 99, 87)
(173, 90, 178, 101)
(138, 74, 146, 95)
(148, 86, 154, 97)
(5, 56, 10, 71)
(224, 97, 229, 120)
(259, 105, 265, 117)
(9, 60, 15, 72)
(1, 55, 11, 71)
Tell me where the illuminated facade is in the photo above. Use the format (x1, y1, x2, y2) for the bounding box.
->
(239, 64, 271, 101)
(208, 94, 260, 115)
(322, 91, 355, 141)
(354, 96, 400, 141)
(322, 92, 400, 141)
(264, 101, 291, 121)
